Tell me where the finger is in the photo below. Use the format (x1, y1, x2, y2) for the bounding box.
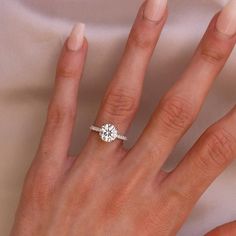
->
(126, 2, 236, 174)
(163, 106, 236, 219)
(206, 221, 236, 236)
(36, 23, 87, 167)
(86, 0, 168, 150)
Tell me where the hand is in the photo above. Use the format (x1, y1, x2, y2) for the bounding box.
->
(10, 0, 236, 235)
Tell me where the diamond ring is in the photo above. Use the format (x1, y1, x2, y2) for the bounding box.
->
(90, 123, 128, 143)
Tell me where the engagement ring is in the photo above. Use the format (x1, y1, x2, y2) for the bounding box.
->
(90, 123, 128, 143)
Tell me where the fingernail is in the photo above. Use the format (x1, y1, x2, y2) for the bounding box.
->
(67, 23, 85, 51)
(216, 0, 236, 36)
(143, 0, 167, 22)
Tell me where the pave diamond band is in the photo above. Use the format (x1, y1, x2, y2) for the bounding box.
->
(90, 124, 128, 143)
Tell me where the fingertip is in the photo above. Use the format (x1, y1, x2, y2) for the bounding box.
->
(206, 12, 236, 41)
(67, 23, 85, 51)
(81, 36, 89, 52)
(143, 0, 168, 23)
(216, 0, 236, 37)
(56, 33, 88, 81)
(138, 0, 168, 26)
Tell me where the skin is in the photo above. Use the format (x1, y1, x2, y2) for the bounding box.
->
(10, 2, 236, 236)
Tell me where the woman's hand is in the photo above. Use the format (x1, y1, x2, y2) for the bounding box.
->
(10, 0, 236, 235)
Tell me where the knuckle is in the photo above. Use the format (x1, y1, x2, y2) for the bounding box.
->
(23, 167, 56, 206)
(200, 44, 226, 64)
(146, 146, 162, 165)
(199, 128, 236, 170)
(57, 63, 77, 79)
(158, 96, 195, 132)
(103, 89, 137, 120)
(47, 104, 75, 126)
(166, 188, 191, 207)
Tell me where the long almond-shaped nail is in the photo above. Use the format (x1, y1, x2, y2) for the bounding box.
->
(143, 0, 167, 22)
(216, 0, 236, 36)
(67, 23, 85, 51)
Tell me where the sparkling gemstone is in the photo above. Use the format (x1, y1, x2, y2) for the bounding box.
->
(99, 124, 118, 142)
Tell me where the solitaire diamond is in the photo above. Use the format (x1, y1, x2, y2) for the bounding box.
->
(90, 123, 127, 142)
(99, 124, 118, 142)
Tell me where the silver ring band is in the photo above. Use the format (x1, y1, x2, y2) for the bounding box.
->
(90, 124, 128, 143)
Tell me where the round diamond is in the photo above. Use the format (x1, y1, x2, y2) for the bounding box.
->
(99, 124, 118, 142)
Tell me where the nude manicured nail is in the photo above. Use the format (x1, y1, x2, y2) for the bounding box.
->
(216, 0, 236, 36)
(67, 23, 85, 51)
(144, 0, 167, 22)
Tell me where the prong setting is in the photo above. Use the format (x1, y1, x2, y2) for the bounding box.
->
(90, 124, 127, 143)
(99, 124, 118, 142)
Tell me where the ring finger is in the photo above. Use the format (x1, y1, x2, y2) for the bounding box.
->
(84, 0, 168, 154)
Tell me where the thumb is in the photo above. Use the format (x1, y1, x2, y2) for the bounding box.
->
(205, 221, 236, 236)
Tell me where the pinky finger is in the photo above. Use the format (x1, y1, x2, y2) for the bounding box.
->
(162, 105, 236, 223)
